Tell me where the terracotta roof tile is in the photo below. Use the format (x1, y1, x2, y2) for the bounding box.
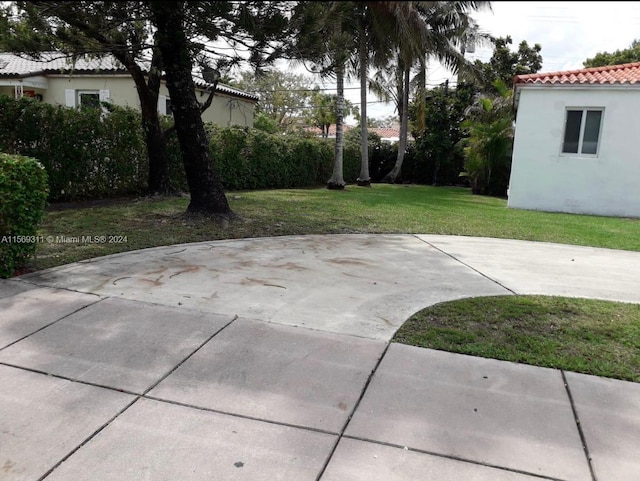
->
(304, 125, 413, 141)
(514, 62, 640, 86)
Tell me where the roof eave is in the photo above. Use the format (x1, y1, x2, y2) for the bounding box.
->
(513, 81, 640, 112)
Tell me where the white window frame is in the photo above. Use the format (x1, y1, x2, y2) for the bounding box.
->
(65, 89, 110, 108)
(158, 94, 172, 116)
(560, 107, 604, 157)
(76, 90, 101, 108)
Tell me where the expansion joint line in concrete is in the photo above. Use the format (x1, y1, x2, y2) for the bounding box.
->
(412, 235, 517, 295)
(0, 297, 104, 352)
(314, 342, 392, 481)
(35, 315, 240, 481)
(313, 339, 567, 481)
(561, 371, 598, 481)
(339, 434, 567, 481)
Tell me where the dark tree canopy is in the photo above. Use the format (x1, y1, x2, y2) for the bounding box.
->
(1, 0, 289, 217)
(583, 39, 640, 68)
(475, 35, 542, 90)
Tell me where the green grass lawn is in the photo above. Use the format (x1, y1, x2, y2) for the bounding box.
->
(394, 295, 640, 382)
(31, 184, 639, 271)
(24, 184, 640, 382)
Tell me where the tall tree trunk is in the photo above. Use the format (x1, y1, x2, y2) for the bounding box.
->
(327, 49, 346, 189)
(151, 1, 233, 217)
(357, 20, 370, 187)
(140, 100, 173, 195)
(382, 65, 410, 183)
(109, 45, 175, 196)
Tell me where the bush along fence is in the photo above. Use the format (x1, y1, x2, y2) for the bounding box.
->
(0, 153, 48, 278)
(0, 96, 377, 201)
(0, 96, 148, 200)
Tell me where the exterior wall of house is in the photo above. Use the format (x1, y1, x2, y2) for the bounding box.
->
(508, 86, 640, 218)
(0, 76, 48, 100)
(17, 74, 254, 128)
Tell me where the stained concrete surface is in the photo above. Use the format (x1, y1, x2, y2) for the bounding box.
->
(21, 234, 640, 341)
(2, 234, 640, 480)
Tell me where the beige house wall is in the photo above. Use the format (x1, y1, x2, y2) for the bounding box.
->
(1, 74, 255, 127)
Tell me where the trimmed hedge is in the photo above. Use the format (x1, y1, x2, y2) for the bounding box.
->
(0, 95, 374, 199)
(0, 96, 149, 200)
(0, 153, 48, 278)
(208, 125, 341, 190)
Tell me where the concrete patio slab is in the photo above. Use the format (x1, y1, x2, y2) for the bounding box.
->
(0, 284, 100, 349)
(565, 372, 640, 481)
(345, 344, 591, 481)
(148, 317, 386, 432)
(0, 364, 134, 481)
(321, 438, 546, 481)
(44, 397, 336, 481)
(418, 235, 640, 303)
(0, 297, 232, 393)
(0, 279, 39, 299)
(20, 235, 510, 340)
(4, 234, 640, 480)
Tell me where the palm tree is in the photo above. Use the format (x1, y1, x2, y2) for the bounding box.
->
(378, 1, 491, 184)
(288, 1, 358, 190)
(357, 4, 371, 186)
(460, 78, 514, 195)
(353, 2, 410, 187)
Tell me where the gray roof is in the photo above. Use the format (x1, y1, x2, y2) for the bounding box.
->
(0, 52, 258, 101)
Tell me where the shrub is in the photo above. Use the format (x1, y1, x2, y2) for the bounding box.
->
(208, 125, 252, 190)
(0, 95, 363, 197)
(287, 136, 333, 186)
(0, 96, 148, 200)
(0, 153, 48, 278)
(208, 125, 335, 190)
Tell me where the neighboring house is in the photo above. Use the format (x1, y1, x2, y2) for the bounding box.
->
(508, 62, 640, 218)
(305, 124, 413, 144)
(0, 52, 257, 128)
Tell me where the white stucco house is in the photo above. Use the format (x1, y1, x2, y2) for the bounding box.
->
(508, 62, 640, 218)
(0, 52, 257, 128)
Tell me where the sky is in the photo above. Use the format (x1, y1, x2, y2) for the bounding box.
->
(296, 1, 640, 123)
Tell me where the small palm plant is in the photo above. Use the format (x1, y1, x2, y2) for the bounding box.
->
(459, 79, 514, 195)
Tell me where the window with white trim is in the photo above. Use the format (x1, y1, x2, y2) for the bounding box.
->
(65, 89, 110, 108)
(77, 90, 100, 108)
(561, 108, 603, 155)
(158, 94, 172, 116)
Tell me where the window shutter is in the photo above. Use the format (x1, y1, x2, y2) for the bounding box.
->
(65, 89, 76, 107)
(99, 89, 111, 102)
(158, 95, 167, 115)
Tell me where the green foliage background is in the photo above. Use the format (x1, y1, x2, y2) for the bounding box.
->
(0, 152, 48, 277)
(0, 97, 147, 200)
(0, 96, 369, 200)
